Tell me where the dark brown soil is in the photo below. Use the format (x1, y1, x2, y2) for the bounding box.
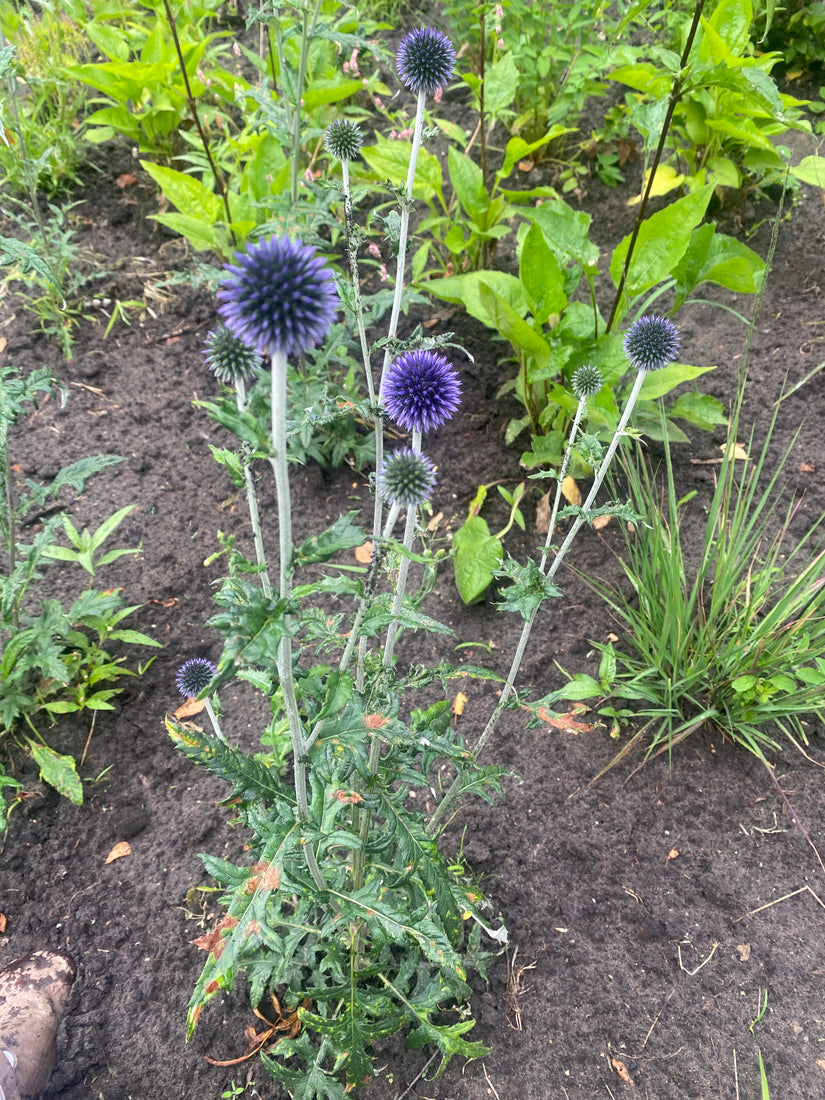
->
(2, 127, 825, 1100)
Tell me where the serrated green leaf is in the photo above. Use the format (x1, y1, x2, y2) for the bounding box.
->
(27, 741, 83, 805)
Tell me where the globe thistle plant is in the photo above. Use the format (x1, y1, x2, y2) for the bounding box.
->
(203, 324, 261, 385)
(623, 315, 680, 373)
(396, 28, 455, 94)
(218, 237, 338, 359)
(378, 448, 436, 507)
(175, 658, 225, 743)
(324, 119, 364, 162)
(571, 363, 604, 400)
(176, 657, 217, 698)
(383, 350, 461, 435)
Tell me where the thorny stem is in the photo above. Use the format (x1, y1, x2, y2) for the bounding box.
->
(606, 0, 708, 332)
(427, 374, 649, 835)
(235, 378, 273, 599)
(160, 0, 236, 248)
(269, 350, 325, 891)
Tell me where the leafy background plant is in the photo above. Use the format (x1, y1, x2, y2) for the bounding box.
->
(0, 365, 159, 824)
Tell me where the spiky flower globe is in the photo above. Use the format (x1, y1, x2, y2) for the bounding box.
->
(571, 363, 604, 400)
(623, 315, 680, 373)
(378, 448, 437, 506)
(218, 237, 338, 358)
(383, 349, 461, 434)
(176, 657, 217, 698)
(324, 119, 364, 162)
(203, 324, 261, 384)
(396, 27, 455, 95)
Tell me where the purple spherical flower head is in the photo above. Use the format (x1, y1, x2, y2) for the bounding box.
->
(396, 27, 455, 95)
(383, 349, 461, 434)
(623, 315, 680, 372)
(218, 237, 338, 358)
(176, 657, 217, 698)
(378, 447, 437, 507)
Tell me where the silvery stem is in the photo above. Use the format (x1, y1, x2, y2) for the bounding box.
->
(269, 350, 324, 890)
(427, 371, 649, 835)
(235, 377, 273, 599)
(204, 698, 225, 743)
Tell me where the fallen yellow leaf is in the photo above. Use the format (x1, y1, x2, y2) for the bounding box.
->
(105, 841, 132, 864)
(452, 692, 469, 718)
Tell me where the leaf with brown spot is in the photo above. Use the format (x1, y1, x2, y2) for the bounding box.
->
(105, 841, 131, 864)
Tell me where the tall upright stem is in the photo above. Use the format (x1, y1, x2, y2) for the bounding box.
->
(269, 350, 324, 890)
(235, 378, 273, 598)
(290, 0, 323, 204)
(605, 0, 707, 332)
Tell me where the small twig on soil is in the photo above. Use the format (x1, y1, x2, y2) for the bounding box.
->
(79, 710, 97, 767)
(764, 762, 825, 874)
(504, 946, 536, 1031)
(733, 883, 825, 922)
(394, 1052, 438, 1100)
(641, 987, 674, 1049)
(603, 1083, 618, 1099)
(482, 1063, 501, 1100)
(677, 940, 719, 976)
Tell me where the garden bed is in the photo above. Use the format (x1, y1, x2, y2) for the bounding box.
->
(2, 99, 825, 1100)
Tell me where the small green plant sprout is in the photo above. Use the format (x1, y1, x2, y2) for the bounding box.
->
(0, 367, 159, 817)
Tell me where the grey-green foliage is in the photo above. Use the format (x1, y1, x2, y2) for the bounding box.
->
(0, 365, 159, 823)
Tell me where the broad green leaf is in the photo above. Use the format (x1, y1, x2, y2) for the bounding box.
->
(447, 146, 487, 222)
(302, 78, 363, 110)
(424, 270, 527, 327)
(673, 227, 765, 310)
(791, 156, 825, 187)
(27, 741, 83, 805)
(0, 235, 62, 290)
(453, 516, 502, 605)
(627, 163, 685, 204)
(477, 282, 552, 366)
(140, 162, 222, 221)
(359, 140, 443, 203)
(519, 223, 567, 324)
(483, 51, 518, 114)
(638, 363, 716, 400)
(610, 185, 714, 295)
(702, 0, 752, 59)
(669, 391, 727, 431)
(85, 22, 130, 61)
(519, 201, 598, 266)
